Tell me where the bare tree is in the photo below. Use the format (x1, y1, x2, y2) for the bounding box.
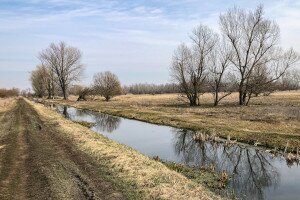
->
(71, 85, 92, 101)
(46, 66, 56, 99)
(219, 5, 299, 105)
(209, 40, 234, 106)
(280, 68, 300, 90)
(39, 41, 84, 100)
(171, 25, 218, 106)
(245, 48, 299, 103)
(123, 83, 179, 95)
(0, 88, 19, 98)
(93, 71, 122, 101)
(30, 65, 49, 98)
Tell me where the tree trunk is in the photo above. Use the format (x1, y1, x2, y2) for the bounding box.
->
(62, 91, 67, 100)
(239, 90, 244, 105)
(105, 96, 110, 101)
(62, 84, 68, 100)
(242, 93, 247, 105)
(51, 78, 55, 98)
(214, 90, 219, 106)
(189, 95, 197, 106)
(238, 89, 248, 106)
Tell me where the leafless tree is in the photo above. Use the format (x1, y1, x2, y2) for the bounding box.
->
(20, 88, 32, 97)
(78, 87, 91, 101)
(219, 5, 299, 105)
(93, 71, 122, 101)
(69, 84, 91, 101)
(46, 66, 56, 99)
(69, 84, 84, 95)
(171, 25, 218, 106)
(209, 40, 235, 106)
(245, 48, 299, 103)
(0, 88, 19, 98)
(30, 65, 49, 98)
(39, 41, 84, 100)
(280, 68, 300, 90)
(123, 83, 179, 95)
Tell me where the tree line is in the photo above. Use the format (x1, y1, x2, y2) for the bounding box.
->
(30, 5, 300, 106)
(0, 88, 19, 98)
(123, 83, 180, 94)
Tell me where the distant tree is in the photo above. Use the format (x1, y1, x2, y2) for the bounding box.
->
(123, 83, 179, 94)
(0, 88, 19, 98)
(20, 88, 32, 97)
(30, 65, 49, 98)
(220, 5, 299, 105)
(93, 71, 122, 101)
(45, 66, 56, 99)
(279, 68, 300, 90)
(170, 25, 218, 106)
(69, 84, 84, 96)
(68, 84, 91, 101)
(39, 41, 84, 100)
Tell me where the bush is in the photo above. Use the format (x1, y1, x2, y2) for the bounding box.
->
(0, 88, 20, 98)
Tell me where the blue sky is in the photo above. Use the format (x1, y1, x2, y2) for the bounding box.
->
(0, 0, 299, 89)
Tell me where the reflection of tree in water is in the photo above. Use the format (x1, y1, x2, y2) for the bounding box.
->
(93, 113, 121, 133)
(75, 108, 92, 118)
(172, 129, 279, 200)
(62, 106, 70, 119)
(59, 106, 120, 133)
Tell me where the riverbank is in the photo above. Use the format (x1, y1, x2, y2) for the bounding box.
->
(46, 91, 300, 151)
(24, 99, 219, 199)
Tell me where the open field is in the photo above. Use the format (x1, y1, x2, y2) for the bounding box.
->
(47, 91, 300, 151)
(0, 98, 219, 200)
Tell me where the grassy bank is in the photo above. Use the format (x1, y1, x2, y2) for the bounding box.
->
(28, 99, 220, 199)
(46, 91, 300, 151)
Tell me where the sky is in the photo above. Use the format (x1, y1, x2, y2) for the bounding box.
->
(0, 0, 299, 89)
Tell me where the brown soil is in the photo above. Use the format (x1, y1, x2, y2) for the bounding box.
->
(0, 98, 125, 200)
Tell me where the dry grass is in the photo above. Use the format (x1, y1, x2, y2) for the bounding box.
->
(28, 99, 220, 200)
(48, 91, 300, 150)
(0, 98, 16, 113)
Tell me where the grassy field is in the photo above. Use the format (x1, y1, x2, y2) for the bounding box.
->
(47, 91, 300, 151)
(0, 98, 220, 200)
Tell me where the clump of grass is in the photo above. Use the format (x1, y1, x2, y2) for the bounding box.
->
(154, 157, 229, 191)
(75, 121, 96, 128)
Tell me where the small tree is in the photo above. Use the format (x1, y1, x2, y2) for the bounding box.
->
(77, 87, 91, 101)
(93, 71, 122, 101)
(30, 65, 49, 98)
(170, 24, 218, 106)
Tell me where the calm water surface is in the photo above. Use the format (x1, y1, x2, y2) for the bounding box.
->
(56, 105, 300, 200)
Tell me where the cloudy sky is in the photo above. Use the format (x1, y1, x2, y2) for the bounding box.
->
(0, 0, 299, 89)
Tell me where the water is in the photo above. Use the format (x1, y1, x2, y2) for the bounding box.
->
(56, 105, 300, 200)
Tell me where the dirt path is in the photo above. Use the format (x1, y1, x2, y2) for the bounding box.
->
(0, 99, 125, 200)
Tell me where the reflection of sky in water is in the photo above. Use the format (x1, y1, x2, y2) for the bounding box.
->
(57, 105, 300, 200)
